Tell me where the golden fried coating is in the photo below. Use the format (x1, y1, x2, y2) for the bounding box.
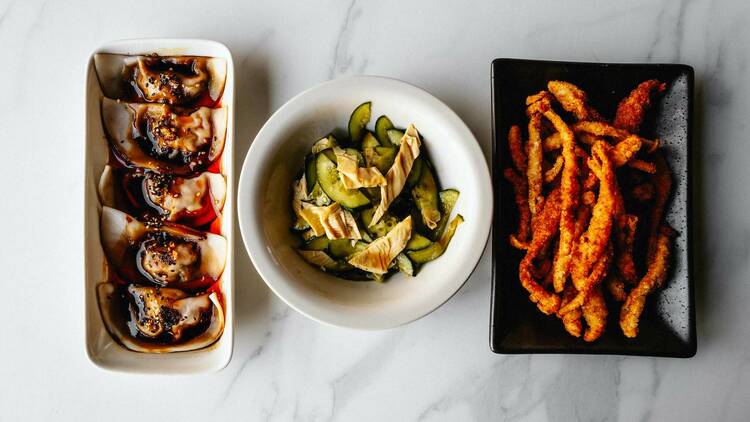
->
(508, 125, 527, 173)
(572, 121, 659, 152)
(544, 155, 564, 183)
(647, 153, 672, 262)
(519, 188, 563, 315)
(620, 226, 674, 338)
(547, 80, 604, 121)
(559, 143, 617, 315)
(526, 114, 545, 220)
(582, 285, 608, 342)
(504, 168, 531, 249)
(606, 275, 628, 302)
(505, 79, 676, 342)
(615, 214, 639, 284)
(544, 110, 580, 293)
(614, 79, 667, 133)
(560, 283, 582, 337)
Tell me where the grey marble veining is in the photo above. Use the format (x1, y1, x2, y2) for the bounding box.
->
(1, 0, 749, 421)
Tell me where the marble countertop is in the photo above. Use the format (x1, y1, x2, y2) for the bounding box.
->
(2, 0, 748, 420)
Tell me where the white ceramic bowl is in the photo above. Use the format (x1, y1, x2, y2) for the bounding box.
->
(238, 76, 491, 329)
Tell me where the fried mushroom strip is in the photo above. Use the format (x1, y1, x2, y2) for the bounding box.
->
(544, 155, 564, 183)
(582, 285, 608, 342)
(620, 226, 674, 338)
(519, 188, 563, 315)
(615, 214, 639, 284)
(606, 275, 628, 302)
(527, 113, 544, 220)
(507, 125, 527, 173)
(614, 79, 667, 133)
(559, 142, 617, 314)
(547, 80, 605, 121)
(647, 153, 672, 262)
(545, 109, 580, 293)
(572, 121, 659, 153)
(504, 168, 531, 249)
(559, 283, 582, 337)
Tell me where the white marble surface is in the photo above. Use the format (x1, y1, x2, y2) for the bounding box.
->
(1, 0, 748, 420)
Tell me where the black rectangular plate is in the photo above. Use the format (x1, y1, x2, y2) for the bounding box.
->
(490, 59, 696, 357)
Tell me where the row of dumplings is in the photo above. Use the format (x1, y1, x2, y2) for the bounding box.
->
(94, 53, 230, 352)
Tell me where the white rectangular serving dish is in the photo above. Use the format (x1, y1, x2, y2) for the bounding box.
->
(84, 38, 234, 373)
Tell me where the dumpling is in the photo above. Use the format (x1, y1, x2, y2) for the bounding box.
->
(100, 207, 227, 289)
(98, 165, 226, 225)
(101, 98, 227, 174)
(94, 53, 227, 106)
(97, 282, 225, 353)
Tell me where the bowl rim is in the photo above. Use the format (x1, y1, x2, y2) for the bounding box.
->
(237, 75, 492, 330)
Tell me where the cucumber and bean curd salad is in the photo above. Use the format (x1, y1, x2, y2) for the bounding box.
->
(291, 102, 463, 281)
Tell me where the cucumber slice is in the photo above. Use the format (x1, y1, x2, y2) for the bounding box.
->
(433, 189, 460, 239)
(407, 214, 464, 264)
(315, 153, 370, 209)
(345, 148, 365, 166)
(375, 116, 395, 146)
(348, 102, 371, 145)
(395, 253, 414, 276)
(406, 232, 433, 251)
(386, 128, 404, 146)
(364, 146, 397, 174)
(329, 239, 367, 259)
(322, 149, 336, 163)
(303, 236, 330, 251)
(298, 250, 352, 272)
(360, 207, 398, 238)
(301, 229, 316, 241)
(412, 162, 441, 229)
(309, 182, 331, 206)
(406, 157, 423, 187)
(305, 154, 317, 193)
(361, 131, 380, 149)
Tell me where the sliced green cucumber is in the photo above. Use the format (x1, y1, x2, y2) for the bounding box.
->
(361, 131, 380, 149)
(305, 154, 317, 193)
(360, 207, 398, 238)
(395, 253, 414, 276)
(329, 239, 367, 259)
(309, 182, 331, 206)
(364, 146, 397, 174)
(298, 250, 352, 271)
(345, 148, 365, 166)
(412, 162, 441, 229)
(348, 102, 371, 145)
(375, 116, 395, 146)
(407, 214, 464, 264)
(386, 128, 404, 146)
(303, 236, 330, 251)
(406, 157, 423, 187)
(301, 229, 317, 241)
(316, 153, 370, 209)
(433, 189, 460, 239)
(406, 232, 433, 251)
